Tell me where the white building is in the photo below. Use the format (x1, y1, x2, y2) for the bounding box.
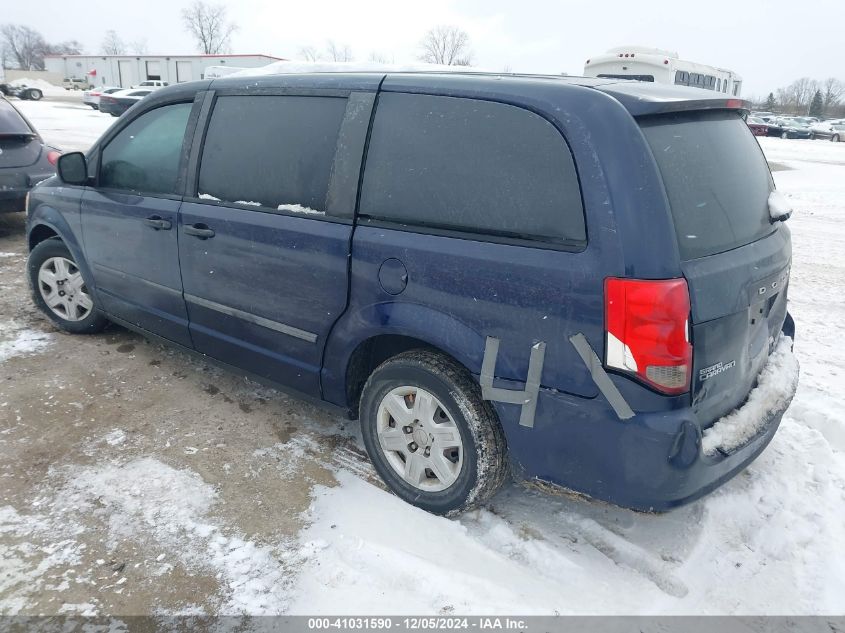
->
(44, 54, 284, 88)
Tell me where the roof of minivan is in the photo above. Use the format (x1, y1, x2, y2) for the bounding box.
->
(194, 70, 750, 116)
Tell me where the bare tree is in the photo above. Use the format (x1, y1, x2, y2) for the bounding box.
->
(418, 25, 472, 66)
(46, 40, 83, 56)
(325, 40, 353, 62)
(299, 45, 319, 62)
(129, 39, 148, 55)
(101, 30, 126, 55)
(0, 24, 46, 70)
(0, 25, 80, 69)
(822, 77, 844, 112)
(369, 51, 390, 64)
(181, 1, 237, 55)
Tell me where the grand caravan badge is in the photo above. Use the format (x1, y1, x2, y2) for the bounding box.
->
(699, 360, 736, 381)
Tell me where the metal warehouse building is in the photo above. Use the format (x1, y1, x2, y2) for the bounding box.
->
(44, 54, 284, 88)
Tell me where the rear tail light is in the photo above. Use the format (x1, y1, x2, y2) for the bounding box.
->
(605, 278, 692, 395)
(47, 150, 61, 166)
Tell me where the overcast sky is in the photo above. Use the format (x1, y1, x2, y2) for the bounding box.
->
(4, 0, 842, 97)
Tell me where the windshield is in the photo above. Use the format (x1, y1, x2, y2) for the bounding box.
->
(640, 110, 775, 260)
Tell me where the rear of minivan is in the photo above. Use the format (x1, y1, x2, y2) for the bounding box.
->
(581, 88, 797, 509)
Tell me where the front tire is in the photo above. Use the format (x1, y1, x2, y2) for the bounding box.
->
(28, 238, 108, 334)
(360, 350, 508, 516)
(781, 131, 788, 139)
(833, 135, 840, 143)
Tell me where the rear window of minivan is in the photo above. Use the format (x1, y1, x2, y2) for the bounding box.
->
(640, 110, 774, 260)
(0, 100, 33, 135)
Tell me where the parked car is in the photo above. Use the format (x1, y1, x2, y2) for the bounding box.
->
(26, 73, 797, 515)
(98, 88, 153, 117)
(813, 123, 845, 143)
(135, 80, 169, 88)
(0, 97, 60, 212)
(83, 86, 123, 110)
(746, 116, 769, 136)
(7, 84, 44, 101)
(810, 120, 845, 141)
(63, 78, 90, 90)
(778, 120, 813, 139)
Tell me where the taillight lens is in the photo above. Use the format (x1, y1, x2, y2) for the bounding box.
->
(605, 278, 692, 395)
(47, 150, 61, 166)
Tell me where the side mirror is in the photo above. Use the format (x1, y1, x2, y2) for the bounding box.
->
(57, 152, 88, 185)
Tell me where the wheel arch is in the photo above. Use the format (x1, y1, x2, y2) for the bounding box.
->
(27, 208, 98, 303)
(323, 305, 488, 417)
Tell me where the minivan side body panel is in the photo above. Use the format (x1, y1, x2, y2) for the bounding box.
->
(323, 77, 691, 493)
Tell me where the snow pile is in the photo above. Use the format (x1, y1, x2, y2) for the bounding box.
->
(0, 322, 52, 363)
(231, 60, 485, 78)
(768, 190, 794, 221)
(9, 78, 66, 96)
(702, 336, 799, 455)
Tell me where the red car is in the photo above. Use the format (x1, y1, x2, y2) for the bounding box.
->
(746, 116, 769, 136)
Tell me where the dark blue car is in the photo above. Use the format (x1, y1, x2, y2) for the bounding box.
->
(25, 72, 797, 515)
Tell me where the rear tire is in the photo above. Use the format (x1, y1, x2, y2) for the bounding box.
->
(360, 349, 509, 516)
(28, 238, 108, 334)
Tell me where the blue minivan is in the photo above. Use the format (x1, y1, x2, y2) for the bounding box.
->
(25, 72, 797, 515)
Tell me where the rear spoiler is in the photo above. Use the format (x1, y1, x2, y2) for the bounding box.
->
(595, 82, 750, 116)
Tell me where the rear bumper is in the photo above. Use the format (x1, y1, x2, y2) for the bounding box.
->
(501, 316, 798, 512)
(0, 173, 52, 212)
(0, 187, 27, 213)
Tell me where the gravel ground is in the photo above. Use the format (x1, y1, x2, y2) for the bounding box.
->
(0, 212, 373, 616)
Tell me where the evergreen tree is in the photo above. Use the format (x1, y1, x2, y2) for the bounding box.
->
(764, 92, 777, 111)
(809, 90, 824, 117)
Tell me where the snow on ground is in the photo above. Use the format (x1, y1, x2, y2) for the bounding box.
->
(1, 107, 843, 616)
(13, 99, 114, 153)
(0, 321, 52, 363)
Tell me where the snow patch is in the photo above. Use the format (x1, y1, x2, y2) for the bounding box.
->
(198, 193, 220, 201)
(702, 336, 799, 455)
(768, 190, 793, 220)
(0, 322, 52, 363)
(58, 458, 292, 614)
(278, 203, 324, 216)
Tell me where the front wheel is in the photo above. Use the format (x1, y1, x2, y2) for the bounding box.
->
(28, 238, 108, 334)
(833, 135, 840, 143)
(360, 350, 509, 516)
(781, 131, 788, 139)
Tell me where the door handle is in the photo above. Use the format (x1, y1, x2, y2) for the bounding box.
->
(144, 215, 172, 230)
(184, 223, 215, 239)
